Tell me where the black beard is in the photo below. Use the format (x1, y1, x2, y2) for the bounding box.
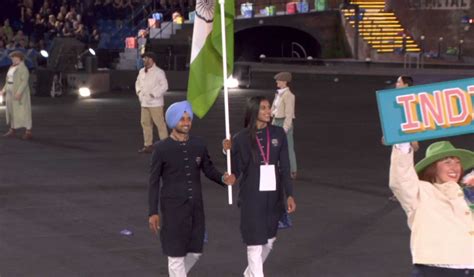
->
(175, 127, 190, 135)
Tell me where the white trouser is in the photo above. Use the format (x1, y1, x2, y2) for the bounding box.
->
(243, 237, 276, 277)
(168, 253, 202, 277)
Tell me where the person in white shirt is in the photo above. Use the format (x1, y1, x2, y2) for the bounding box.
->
(271, 72, 297, 179)
(135, 52, 169, 153)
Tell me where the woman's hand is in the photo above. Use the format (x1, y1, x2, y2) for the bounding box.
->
(148, 214, 160, 235)
(287, 196, 296, 213)
(382, 136, 419, 152)
(410, 141, 420, 152)
(222, 139, 232, 151)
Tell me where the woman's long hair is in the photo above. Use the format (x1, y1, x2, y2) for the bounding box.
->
(244, 96, 269, 162)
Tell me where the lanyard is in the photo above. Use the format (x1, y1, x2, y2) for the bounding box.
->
(256, 127, 270, 165)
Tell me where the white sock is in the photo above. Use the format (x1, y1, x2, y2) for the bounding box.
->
(184, 252, 202, 274)
(168, 256, 186, 277)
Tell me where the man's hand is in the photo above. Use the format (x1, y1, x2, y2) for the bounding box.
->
(14, 93, 21, 101)
(223, 172, 236, 186)
(222, 139, 232, 151)
(287, 196, 296, 213)
(148, 214, 160, 235)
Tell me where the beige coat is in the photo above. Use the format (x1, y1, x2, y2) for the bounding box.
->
(135, 65, 168, 108)
(2, 62, 32, 129)
(390, 147, 474, 266)
(271, 88, 295, 132)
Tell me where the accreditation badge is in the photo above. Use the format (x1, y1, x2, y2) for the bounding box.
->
(259, 164, 276, 191)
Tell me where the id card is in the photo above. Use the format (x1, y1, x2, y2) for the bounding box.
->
(259, 165, 276, 191)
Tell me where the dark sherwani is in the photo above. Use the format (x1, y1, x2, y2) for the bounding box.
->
(231, 125, 293, 245)
(149, 136, 224, 257)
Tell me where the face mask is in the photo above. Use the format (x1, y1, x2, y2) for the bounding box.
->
(277, 88, 287, 94)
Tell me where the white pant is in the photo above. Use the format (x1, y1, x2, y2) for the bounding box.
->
(243, 237, 276, 277)
(168, 253, 202, 277)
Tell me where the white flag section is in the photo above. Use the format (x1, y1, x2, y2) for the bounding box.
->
(190, 0, 214, 63)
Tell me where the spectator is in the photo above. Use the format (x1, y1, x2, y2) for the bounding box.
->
(46, 14, 58, 39)
(13, 30, 28, 47)
(55, 13, 65, 33)
(32, 14, 47, 42)
(21, 7, 35, 37)
(90, 25, 100, 44)
(61, 21, 74, 37)
(39, 1, 51, 17)
(57, 5, 68, 20)
(66, 6, 78, 21)
(3, 19, 14, 43)
(17, 37, 28, 50)
(74, 23, 88, 42)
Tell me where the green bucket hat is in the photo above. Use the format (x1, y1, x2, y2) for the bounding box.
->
(415, 141, 474, 173)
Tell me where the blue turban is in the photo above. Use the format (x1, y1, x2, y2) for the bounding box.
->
(165, 101, 194, 129)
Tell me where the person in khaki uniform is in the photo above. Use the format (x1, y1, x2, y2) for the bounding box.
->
(390, 141, 474, 276)
(271, 72, 297, 179)
(0, 51, 33, 140)
(135, 52, 169, 153)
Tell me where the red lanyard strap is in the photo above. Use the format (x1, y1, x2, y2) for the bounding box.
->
(256, 127, 270, 164)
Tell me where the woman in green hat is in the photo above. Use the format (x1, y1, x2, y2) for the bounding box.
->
(390, 140, 474, 276)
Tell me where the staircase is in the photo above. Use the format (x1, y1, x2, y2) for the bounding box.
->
(342, 0, 421, 54)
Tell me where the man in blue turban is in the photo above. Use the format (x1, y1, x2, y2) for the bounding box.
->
(165, 100, 194, 129)
(148, 100, 236, 277)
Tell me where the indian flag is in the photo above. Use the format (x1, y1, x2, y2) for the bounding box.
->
(187, 0, 234, 118)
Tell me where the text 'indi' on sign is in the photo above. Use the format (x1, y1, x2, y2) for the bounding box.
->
(396, 87, 474, 133)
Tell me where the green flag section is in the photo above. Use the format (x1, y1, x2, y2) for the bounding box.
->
(187, 0, 234, 118)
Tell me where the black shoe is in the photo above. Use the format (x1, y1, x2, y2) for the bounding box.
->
(138, 145, 153, 153)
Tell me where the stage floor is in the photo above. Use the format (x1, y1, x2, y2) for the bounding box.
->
(0, 73, 472, 276)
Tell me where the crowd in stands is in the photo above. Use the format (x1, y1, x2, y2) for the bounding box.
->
(0, 0, 101, 55)
(0, 0, 194, 60)
(91, 0, 193, 23)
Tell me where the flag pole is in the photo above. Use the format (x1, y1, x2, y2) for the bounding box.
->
(219, 0, 232, 205)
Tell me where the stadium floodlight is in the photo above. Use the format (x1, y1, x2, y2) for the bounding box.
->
(78, 48, 96, 59)
(40, 50, 49, 58)
(226, 76, 239, 89)
(79, 87, 92, 98)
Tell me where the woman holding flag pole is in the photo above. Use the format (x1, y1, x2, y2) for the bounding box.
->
(224, 96, 296, 277)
